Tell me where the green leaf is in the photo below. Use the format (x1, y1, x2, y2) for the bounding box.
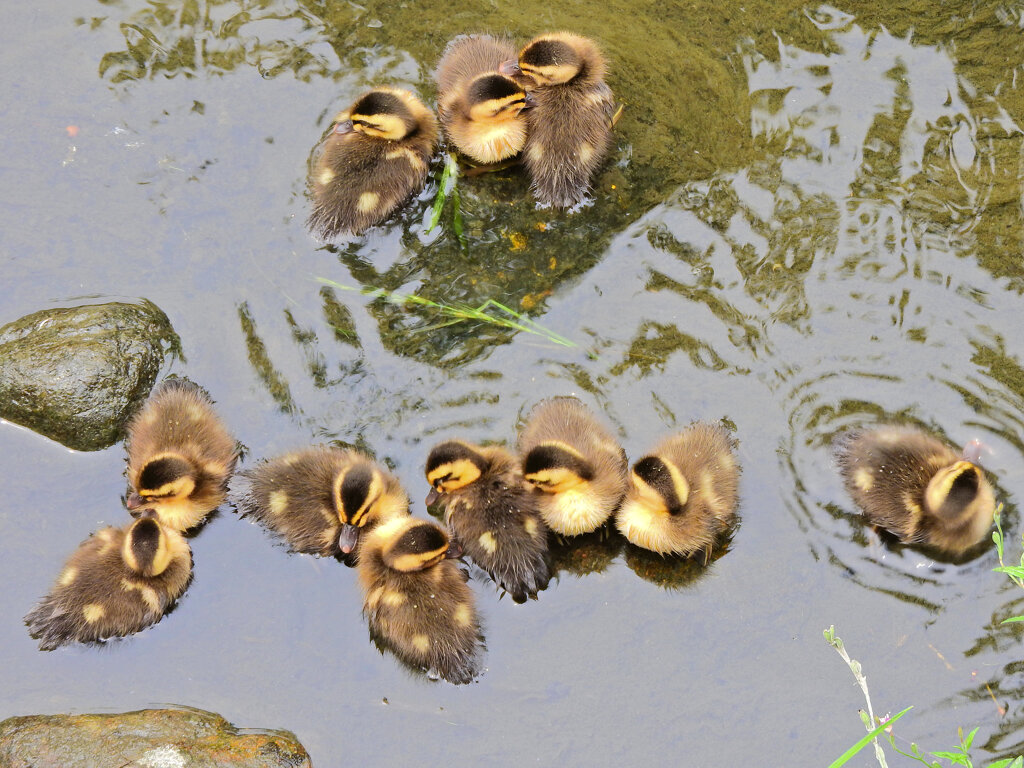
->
(1000, 615, 1024, 624)
(827, 706, 912, 768)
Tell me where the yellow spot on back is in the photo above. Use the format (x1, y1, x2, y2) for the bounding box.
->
(121, 579, 161, 614)
(454, 603, 472, 628)
(478, 531, 497, 554)
(578, 142, 594, 164)
(83, 604, 105, 623)
(385, 147, 426, 171)
(357, 191, 380, 213)
(317, 168, 335, 186)
(524, 517, 539, 537)
(365, 586, 384, 610)
(268, 490, 289, 518)
(528, 142, 544, 162)
(382, 589, 406, 607)
(411, 634, 430, 652)
(853, 468, 874, 492)
(59, 567, 78, 586)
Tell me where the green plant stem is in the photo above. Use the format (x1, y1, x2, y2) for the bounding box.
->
(824, 625, 891, 768)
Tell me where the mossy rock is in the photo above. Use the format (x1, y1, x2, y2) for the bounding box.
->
(0, 301, 180, 451)
(0, 706, 312, 768)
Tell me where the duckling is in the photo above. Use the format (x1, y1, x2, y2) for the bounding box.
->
(125, 378, 238, 532)
(25, 510, 192, 650)
(425, 440, 550, 602)
(518, 396, 628, 536)
(435, 35, 532, 164)
(307, 87, 438, 238)
(358, 515, 483, 684)
(615, 423, 740, 559)
(499, 32, 616, 208)
(232, 446, 409, 564)
(834, 425, 995, 556)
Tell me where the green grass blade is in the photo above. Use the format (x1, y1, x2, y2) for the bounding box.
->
(828, 707, 912, 768)
(426, 153, 457, 233)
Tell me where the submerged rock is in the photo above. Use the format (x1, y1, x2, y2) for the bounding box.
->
(0, 706, 312, 768)
(0, 301, 179, 451)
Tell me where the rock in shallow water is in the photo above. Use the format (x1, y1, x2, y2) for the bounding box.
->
(0, 706, 312, 768)
(0, 300, 179, 451)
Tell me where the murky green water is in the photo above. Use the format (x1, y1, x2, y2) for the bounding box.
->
(3, 0, 1024, 764)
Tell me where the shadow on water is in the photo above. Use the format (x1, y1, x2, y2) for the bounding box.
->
(5, 0, 1024, 764)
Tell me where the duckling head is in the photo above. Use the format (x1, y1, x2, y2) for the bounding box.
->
(465, 74, 532, 122)
(333, 462, 402, 560)
(501, 35, 586, 86)
(336, 89, 423, 142)
(380, 518, 452, 572)
(127, 453, 197, 513)
(523, 442, 595, 494)
(424, 441, 487, 504)
(925, 461, 992, 521)
(122, 511, 176, 578)
(630, 456, 689, 515)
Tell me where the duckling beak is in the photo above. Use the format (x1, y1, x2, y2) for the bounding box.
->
(338, 523, 360, 554)
(125, 493, 146, 512)
(425, 487, 441, 506)
(445, 540, 463, 559)
(498, 59, 520, 77)
(962, 438, 993, 465)
(523, 92, 537, 109)
(333, 119, 354, 135)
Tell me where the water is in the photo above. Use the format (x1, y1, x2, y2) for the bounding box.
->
(2, 0, 1024, 764)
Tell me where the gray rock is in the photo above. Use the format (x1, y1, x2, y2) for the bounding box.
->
(0, 706, 313, 767)
(0, 301, 180, 451)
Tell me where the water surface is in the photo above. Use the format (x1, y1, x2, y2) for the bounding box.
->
(3, 0, 1024, 764)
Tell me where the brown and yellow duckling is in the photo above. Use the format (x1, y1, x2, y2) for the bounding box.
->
(500, 32, 616, 208)
(358, 515, 483, 684)
(834, 425, 995, 556)
(435, 34, 532, 164)
(307, 87, 438, 238)
(518, 396, 628, 536)
(615, 423, 740, 560)
(425, 440, 550, 602)
(125, 378, 238, 532)
(25, 511, 193, 650)
(232, 446, 409, 564)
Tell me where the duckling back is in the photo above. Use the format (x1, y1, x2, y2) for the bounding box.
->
(515, 33, 615, 208)
(25, 515, 193, 650)
(358, 516, 483, 684)
(232, 446, 409, 560)
(125, 378, 238, 531)
(834, 426, 995, 555)
(436, 34, 516, 96)
(426, 441, 551, 602)
(307, 87, 438, 238)
(519, 397, 628, 535)
(616, 423, 739, 558)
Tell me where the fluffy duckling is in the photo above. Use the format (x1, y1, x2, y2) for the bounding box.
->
(500, 32, 616, 208)
(25, 511, 192, 650)
(232, 446, 409, 564)
(615, 423, 740, 559)
(518, 397, 628, 536)
(358, 515, 483, 684)
(435, 35, 532, 164)
(307, 87, 438, 238)
(125, 378, 238, 532)
(834, 425, 995, 556)
(425, 441, 550, 602)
